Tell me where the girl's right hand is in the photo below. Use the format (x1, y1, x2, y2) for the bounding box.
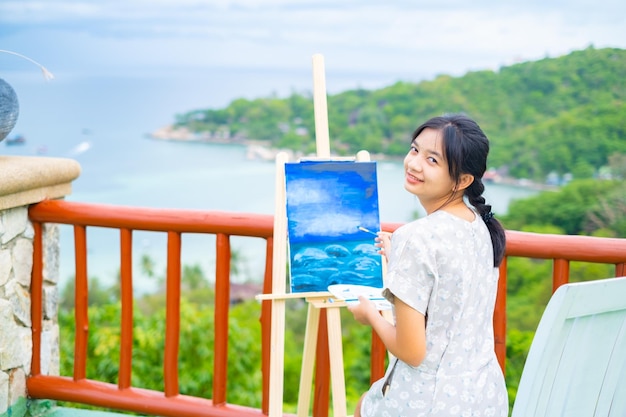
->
(375, 231, 392, 260)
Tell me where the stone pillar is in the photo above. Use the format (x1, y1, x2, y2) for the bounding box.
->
(0, 155, 80, 416)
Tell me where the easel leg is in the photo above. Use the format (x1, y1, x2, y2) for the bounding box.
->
(297, 302, 321, 417)
(269, 299, 286, 416)
(326, 306, 348, 417)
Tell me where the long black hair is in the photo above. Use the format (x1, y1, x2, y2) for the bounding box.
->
(412, 114, 506, 267)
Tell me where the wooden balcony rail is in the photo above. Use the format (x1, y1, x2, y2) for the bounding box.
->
(27, 199, 626, 417)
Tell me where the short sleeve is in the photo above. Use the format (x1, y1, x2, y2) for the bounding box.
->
(382, 224, 436, 315)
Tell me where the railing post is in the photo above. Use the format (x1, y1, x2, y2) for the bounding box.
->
(260, 238, 274, 415)
(553, 258, 570, 292)
(313, 311, 330, 417)
(369, 331, 386, 384)
(73, 225, 89, 380)
(164, 231, 182, 397)
(213, 233, 231, 405)
(118, 228, 134, 389)
(494, 258, 508, 372)
(31, 221, 43, 377)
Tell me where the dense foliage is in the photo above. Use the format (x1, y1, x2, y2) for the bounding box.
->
(174, 46, 626, 182)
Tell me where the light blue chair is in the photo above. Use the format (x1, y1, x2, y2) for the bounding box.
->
(511, 276, 626, 417)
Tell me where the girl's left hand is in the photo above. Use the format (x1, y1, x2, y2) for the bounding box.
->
(347, 296, 378, 325)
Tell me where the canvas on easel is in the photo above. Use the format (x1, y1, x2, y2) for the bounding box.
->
(284, 160, 383, 293)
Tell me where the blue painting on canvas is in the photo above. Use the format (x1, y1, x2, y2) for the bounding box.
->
(284, 161, 383, 293)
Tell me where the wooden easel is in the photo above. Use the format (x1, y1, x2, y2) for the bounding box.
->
(257, 54, 365, 417)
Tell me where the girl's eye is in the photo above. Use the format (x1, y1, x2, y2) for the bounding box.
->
(409, 145, 418, 153)
(428, 156, 438, 164)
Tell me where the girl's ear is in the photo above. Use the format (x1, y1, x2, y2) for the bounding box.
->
(457, 173, 474, 191)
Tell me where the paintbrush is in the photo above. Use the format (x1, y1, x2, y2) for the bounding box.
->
(357, 226, 379, 236)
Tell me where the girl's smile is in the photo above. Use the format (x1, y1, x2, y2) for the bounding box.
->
(405, 171, 423, 185)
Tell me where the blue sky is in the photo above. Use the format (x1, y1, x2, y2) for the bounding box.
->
(2, 0, 625, 96)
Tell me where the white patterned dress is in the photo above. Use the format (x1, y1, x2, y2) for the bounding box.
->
(360, 210, 508, 416)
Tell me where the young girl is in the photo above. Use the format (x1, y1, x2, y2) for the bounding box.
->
(348, 114, 508, 416)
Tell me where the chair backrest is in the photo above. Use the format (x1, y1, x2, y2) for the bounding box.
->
(511, 276, 626, 417)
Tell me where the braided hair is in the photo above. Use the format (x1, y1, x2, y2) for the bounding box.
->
(412, 114, 506, 267)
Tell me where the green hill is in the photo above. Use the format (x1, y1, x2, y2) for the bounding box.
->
(174, 46, 626, 182)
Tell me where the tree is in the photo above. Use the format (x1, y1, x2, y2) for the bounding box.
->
(502, 179, 624, 236)
(584, 181, 626, 237)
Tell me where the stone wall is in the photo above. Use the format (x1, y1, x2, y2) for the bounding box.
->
(0, 156, 80, 416)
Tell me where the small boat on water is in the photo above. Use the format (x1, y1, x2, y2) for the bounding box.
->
(5, 134, 25, 145)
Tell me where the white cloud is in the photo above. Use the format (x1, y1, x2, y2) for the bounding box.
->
(286, 179, 330, 205)
(292, 212, 362, 238)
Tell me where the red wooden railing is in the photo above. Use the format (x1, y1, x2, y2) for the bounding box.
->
(27, 199, 626, 416)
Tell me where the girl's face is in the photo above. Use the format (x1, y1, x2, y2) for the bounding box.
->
(403, 127, 458, 213)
